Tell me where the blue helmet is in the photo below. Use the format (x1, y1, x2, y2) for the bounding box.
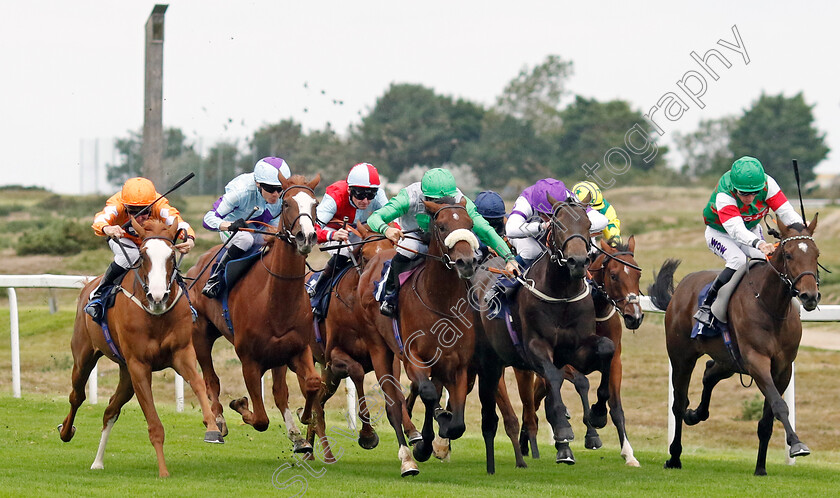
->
(474, 190, 506, 219)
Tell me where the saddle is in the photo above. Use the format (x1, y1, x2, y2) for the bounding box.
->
(308, 263, 354, 319)
(691, 261, 759, 338)
(373, 258, 424, 308)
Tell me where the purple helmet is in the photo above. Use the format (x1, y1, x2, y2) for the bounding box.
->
(521, 178, 572, 214)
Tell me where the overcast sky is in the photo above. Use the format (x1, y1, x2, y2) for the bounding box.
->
(2, 0, 838, 193)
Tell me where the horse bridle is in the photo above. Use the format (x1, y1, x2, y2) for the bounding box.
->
(589, 250, 641, 318)
(116, 233, 183, 312)
(273, 184, 318, 245)
(547, 202, 591, 267)
(769, 234, 819, 296)
(426, 204, 472, 270)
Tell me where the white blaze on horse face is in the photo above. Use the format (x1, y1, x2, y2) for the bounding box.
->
(798, 242, 808, 253)
(145, 239, 172, 302)
(624, 266, 630, 275)
(291, 191, 317, 235)
(444, 228, 479, 251)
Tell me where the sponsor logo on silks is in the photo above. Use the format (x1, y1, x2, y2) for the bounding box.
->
(741, 207, 769, 223)
(710, 238, 727, 254)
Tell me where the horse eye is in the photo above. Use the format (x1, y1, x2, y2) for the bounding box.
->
(785, 252, 793, 260)
(610, 273, 618, 281)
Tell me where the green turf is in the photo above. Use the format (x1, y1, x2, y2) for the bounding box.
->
(2, 395, 839, 497)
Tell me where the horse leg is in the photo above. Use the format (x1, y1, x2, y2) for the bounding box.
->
(495, 370, 527, 469)
(404, 365, 437, 463)
(754, 398, 774, 476)
(127, 359, 168, 478)
(580, 336, 614, 430)
(229, 358, 270, 431)
(59, 328, 100, 442)
(90, 364, 134, 470)
(528, 341, 576, 465)
(477, 362, 503, 474)
(744, 354, 809, 471)
(290, 350, 334, 463)
(566, 367, 601, 450)
(193, 321, 227, 436)
(684, 359, 733, 426)
(605, 337, 639, 467)
(664, 355, 697, 470)
(269, 366, 309, 454)
(370, 346, 417, 476)
(171, 346, 223, 443)
(514, 368, 540, 459)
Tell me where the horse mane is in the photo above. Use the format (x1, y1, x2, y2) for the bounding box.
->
(786, 222, 806, 232)
(647, 258, 681, 311)
(141, 218, 168, 234)
(611, 240, 631, 253)
(428, 195, 457, 206)
(286, 174, 309, 185)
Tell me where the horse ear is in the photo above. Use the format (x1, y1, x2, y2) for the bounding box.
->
(775, 215, 787, 236)
(423, 199, 442, 214)
(358, 223, 370, 237)
(130, 216, 146, 239)
(278, 170, 291, 190)
(459, 197, 467, 207)
(165, 222, 180, 242)
(599, 237, 613, 253)
(306, 173, 321, 190)
(807, 212, 819, 234)
(546, 192, 559, 212)
(627, 234, 636, 253)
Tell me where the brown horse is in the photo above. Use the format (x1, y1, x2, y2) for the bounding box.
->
(649, 215, 819, 475)
(517, 236, 643, 466)
(59, 218, 221, 477)
(272, 223, 422, 453)
(187, 173, 333, 459)
(473, 197, 615, 472)
(358, 197, 479, 476)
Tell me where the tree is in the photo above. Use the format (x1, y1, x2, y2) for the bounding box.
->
(495, 55, 573, 135)
(728, 92, 829, 191)
(673, 117, 735, 179)
(241, 119, 305, 173)
(552, 97, 667, 182)
(106, 127, 195, 187)
(293, 124, 359, 187)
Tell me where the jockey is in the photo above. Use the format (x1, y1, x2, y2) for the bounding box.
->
(693, 156, 803, 327)
(506, 178, 609, 268)
(367, 167, 517, 317)
(85, 177, 195, 321)
(308, 162, 389, 310)
(201, 157, 292, 298)
(473, 190, 511, 260)
(572, 180, 622, 248)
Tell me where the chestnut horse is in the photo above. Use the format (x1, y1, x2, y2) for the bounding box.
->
(273, 223, 422, 453)
(649, 215, 819, 475)
(358, 197, 479, 477)
(187, 173, 332, 458)
(517, 236, 643, 467)
(59, 218, 221, 477)
(473, 197, 615, 472)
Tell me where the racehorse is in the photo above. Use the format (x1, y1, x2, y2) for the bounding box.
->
(59, 218, 222, 477)
(473, 196, 615, 472)
(187, 173, 333, 459)
(273, 223, 422, 454)
(517, 236, 643, 467)
(649, 215, 819, 475)
(358, 197, 479, 477)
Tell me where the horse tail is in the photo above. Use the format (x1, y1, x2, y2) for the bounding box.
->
(647, 258, 681, 311)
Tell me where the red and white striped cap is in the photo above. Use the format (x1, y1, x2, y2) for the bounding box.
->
(346, 163, 381, 188)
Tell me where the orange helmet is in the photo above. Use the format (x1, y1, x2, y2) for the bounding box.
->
(121, 178, 157, 206)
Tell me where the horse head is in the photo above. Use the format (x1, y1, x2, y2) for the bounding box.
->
(596, 235, 644, 329)
(132, 217, 179, 313)
(278, 173, 320, 255)
(546, 193, 590, 280)
(423, 197, 479, 280)
(773, 213, 820, 311)
(357, 223, 393, 267)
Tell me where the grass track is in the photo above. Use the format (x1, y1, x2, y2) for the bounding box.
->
(3, 396, 840, 497)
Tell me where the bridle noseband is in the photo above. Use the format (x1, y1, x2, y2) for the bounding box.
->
(428, 204, 472, 270)
(772, 234, 819, 296)
(547, 202, 590, 267)
(273, 184, 317, 245)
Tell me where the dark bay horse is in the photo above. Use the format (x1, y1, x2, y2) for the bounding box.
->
(187, 173, 333, 459)
(358, 198, 479, 476)
(649, 215, 820, 475)
(59, 218, 221, 477)
(474, 197, 615, 472)
(517, 236, 643, 466)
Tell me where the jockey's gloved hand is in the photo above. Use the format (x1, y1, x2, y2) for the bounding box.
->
(228, 218, 248, 233)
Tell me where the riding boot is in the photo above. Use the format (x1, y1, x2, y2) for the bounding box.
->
(311, 255, 351, 317)
(84, 262, 128, 321)
(202, 245, 247, 299)
(486, 255, 531, 319)
(693, 267, 736, 327)
(380, 253, 412, 317)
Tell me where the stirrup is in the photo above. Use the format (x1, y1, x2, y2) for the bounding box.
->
(379, 300, 396, 318)
(84, 301, 102, 321)
(202, 278, 223, 298)
(693, 306, 714, 327)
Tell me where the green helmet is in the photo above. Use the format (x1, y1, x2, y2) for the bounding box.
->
(421, 168, 458, 198)
(730, 156, 766, 192)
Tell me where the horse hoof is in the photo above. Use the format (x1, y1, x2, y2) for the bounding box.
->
(588, 405, 608, 429)
(216, 416, 229, 437)
(229, 397, 249, 412)
(754, 467, 767, 476)
(204, 430, 225, 444)
(555, 447, 575, 465)
(554, 427, 575, 443)
(683, 409, 706, 426)
(664, 458, 682, 469)
(293, 439, 313, 454)
(413, 441, 433, 463)
(625, 458, 641, 468)
(585, 434, 602, 450)
(90, 462, 104, 470)
(790, 442, 811, 458)
(358, 432, 380, 450)
(400, 466, 420, 477)
(57, 424, 76, 442)
(432, 437, 450, 461)
(407, 430, 423, 446)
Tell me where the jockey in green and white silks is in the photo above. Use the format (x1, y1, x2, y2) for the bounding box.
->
(367, 167, 516, 317)
(693, 156, 803, 327)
